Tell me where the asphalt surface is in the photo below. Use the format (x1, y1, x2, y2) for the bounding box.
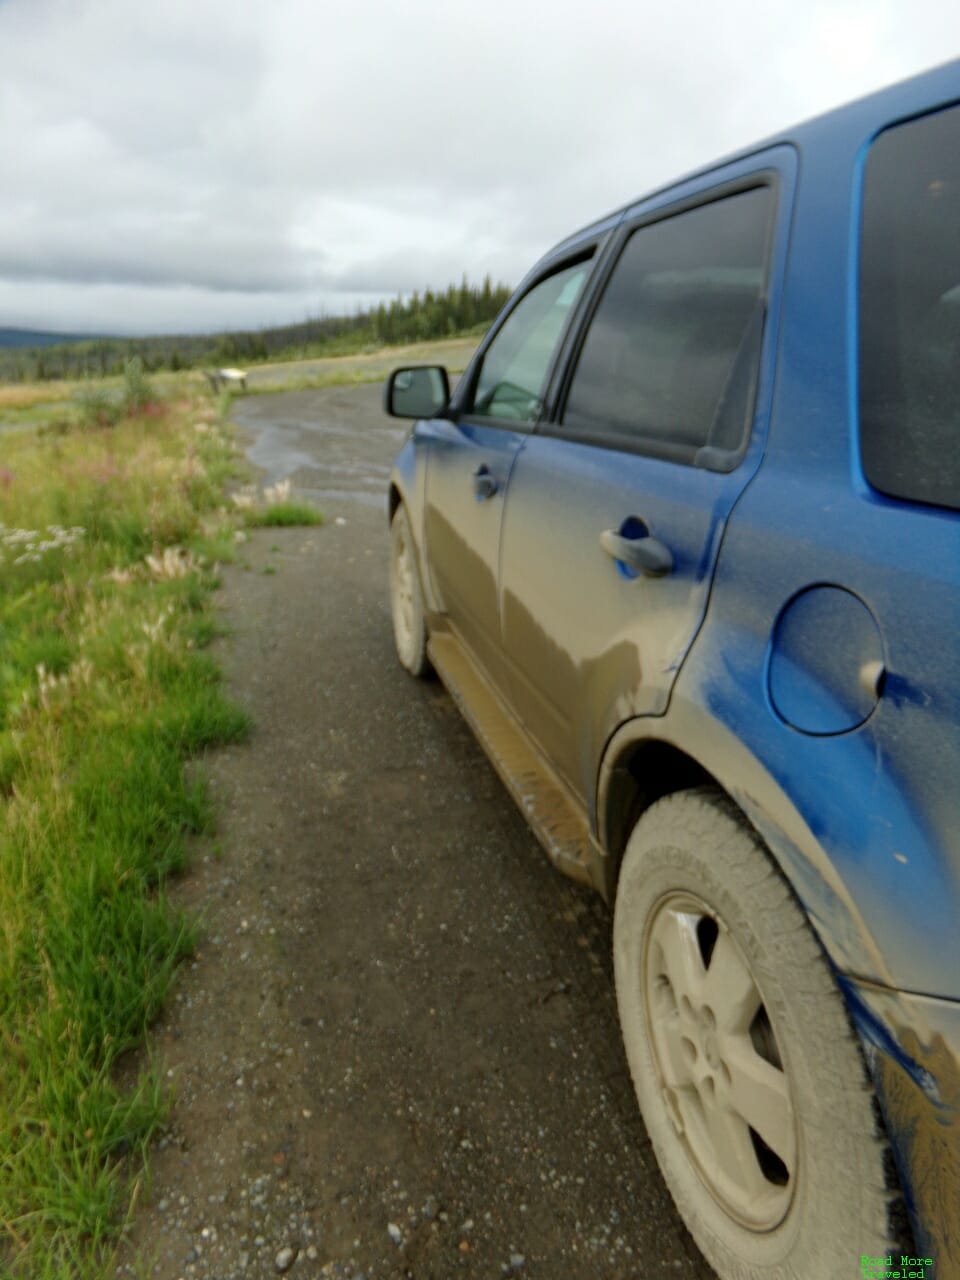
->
(120, 383, 713, 1280)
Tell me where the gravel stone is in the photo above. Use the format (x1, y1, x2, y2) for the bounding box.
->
(274, 1245, 296, 1272)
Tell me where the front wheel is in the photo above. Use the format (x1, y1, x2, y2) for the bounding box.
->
(389, 503, 429, 677)
(613, 788, 899, 1278)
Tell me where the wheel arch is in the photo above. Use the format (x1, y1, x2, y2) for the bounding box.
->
(388, 432, 421, 533)
(598, 738, 713, 887)
(596, 709, 895, 989)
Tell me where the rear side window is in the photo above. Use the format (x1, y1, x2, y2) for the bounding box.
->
(860, 103, 960, 511)
(561, 186, 772, 466)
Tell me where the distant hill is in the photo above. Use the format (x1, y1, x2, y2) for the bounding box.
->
(0, 327, 101, 349)
(0, 277, 512, 383)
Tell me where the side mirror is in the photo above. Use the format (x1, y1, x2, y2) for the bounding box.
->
(384, 365, 450, 419)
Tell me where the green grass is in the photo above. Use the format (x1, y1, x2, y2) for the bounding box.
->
(245, 501, 323, 528)
(242, 367, 379, 395)
(0, 389, 252, 1276)
(239, 334, 478, 396)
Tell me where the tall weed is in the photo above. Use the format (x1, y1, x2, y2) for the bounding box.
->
(121, 357, 154, 415)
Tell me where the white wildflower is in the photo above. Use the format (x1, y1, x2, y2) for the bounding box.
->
(5, 523, 83, 562)
(36, 663, 67, 710)
(231, 485, 257, 511)
(70, 658, 94, 687)
(263, 478, 291, 505)
(145, 547, 196, 580)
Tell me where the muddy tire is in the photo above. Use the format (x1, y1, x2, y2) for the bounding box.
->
(613, 787, 897, 1278)
(389, 503, 429, 677)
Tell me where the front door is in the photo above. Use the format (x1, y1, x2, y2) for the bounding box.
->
(422, 258, 593, 686)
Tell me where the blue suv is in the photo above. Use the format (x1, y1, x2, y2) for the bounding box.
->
(385, 61, 960, 1280)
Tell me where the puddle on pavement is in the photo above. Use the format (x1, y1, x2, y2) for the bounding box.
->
(232, 392, 397, 503)
(244, 427, 315, 484)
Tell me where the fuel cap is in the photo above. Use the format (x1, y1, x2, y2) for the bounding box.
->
(767, 586, 885, 735)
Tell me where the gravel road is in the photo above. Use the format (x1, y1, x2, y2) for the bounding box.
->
(119, 383, 713, 1280)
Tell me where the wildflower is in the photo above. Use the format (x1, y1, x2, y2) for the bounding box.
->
(231, 487, 257, 511)
(144, 547, 196, 580)
(4, 524, 84, 562)
(264, 478, 291, 505)
(36, 663, 67, 710)
(124, 644, 147, 681)
(174, 456, 204, 483)
(70, 658, 94, 687)
(141, 615, 166, 643)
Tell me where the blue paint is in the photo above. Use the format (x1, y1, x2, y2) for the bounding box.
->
(837, 976, 941, 1105)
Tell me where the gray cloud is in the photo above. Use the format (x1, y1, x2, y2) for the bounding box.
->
(0, 217, 325, 292)
(1, 0, 958, 333)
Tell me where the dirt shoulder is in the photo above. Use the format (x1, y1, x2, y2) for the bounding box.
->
(118, 385, 710, 1280)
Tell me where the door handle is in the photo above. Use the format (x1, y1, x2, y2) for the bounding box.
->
(472, 465, 499, 500)
(600, 528, 673, 578)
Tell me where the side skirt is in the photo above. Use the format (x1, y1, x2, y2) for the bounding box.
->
(427, 629, 609, 896)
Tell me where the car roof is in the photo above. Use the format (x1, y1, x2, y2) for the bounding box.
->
(543, 57, 960, 264)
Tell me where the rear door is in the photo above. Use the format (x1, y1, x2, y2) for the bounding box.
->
(421, 255, 595, 686)
(497, 149, 797, 798)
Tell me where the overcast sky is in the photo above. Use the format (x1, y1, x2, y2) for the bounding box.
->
(1, 0, 958, 336)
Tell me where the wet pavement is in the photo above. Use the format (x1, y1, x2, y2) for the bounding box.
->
(232, 384, 404, 510)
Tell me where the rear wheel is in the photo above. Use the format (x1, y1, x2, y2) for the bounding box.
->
(613, 788, 897, 1277)
(389, 503, 429, 677)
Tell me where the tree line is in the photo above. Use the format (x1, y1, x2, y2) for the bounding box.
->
(0, 276, 513, 383)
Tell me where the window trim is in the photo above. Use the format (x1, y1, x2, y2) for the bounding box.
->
(540, 172, 780, 473)
(451, 245, 603, 434)
(856, 101, 960, 513)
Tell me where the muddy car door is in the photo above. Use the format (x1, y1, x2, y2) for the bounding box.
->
(497, 151, 797, 798)
(421, 257, 594, 686)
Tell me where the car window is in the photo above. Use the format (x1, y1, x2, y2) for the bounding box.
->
(859, 103, 960, 511)
(467, 261, 590, 424)
(561, 187, 772, 464)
